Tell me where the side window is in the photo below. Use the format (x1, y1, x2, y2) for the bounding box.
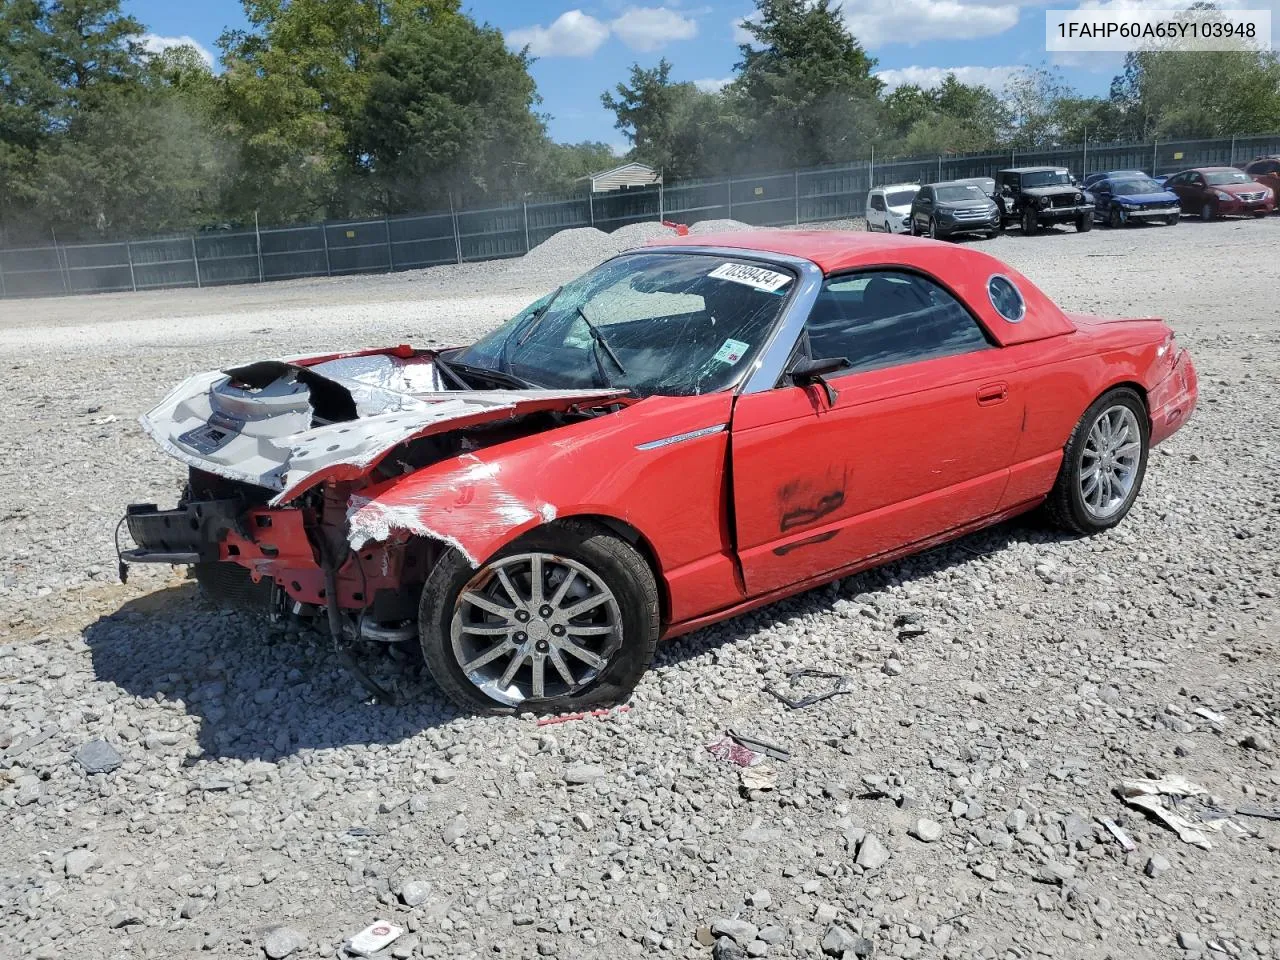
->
(803, 271, 991, 376)
(870, 195, 886, 212)
(1190, 173, 1203, 186)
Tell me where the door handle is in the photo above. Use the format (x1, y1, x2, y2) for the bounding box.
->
(976, 382, 1008, 406)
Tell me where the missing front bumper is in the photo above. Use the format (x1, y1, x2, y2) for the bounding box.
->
(120, 498, 245, 566)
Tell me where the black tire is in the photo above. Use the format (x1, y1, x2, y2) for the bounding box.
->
(1254, 210, 1269, 218)
(985, 231, 999, 240)
(1200, 201, 1214, 222)
(1045, 387, 1150, 535)
(1022, 209, 1039, 236)
(928, 217, 938, 239)
(1165, 213, 1180, 226)
(418, 520, 660, 714)
(1109, 207, 1123, 229)
(1077, 213, 1093, 232)
(909, 218, 919, 237)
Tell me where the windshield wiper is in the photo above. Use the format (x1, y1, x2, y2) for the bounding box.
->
(446, 355, 541, 390)
(576, 306, 627, 386)
(430, 351, 472, 390)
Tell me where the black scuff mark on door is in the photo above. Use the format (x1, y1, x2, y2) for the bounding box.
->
(773, 529, 839, 556)
(777, 467, 848, 533)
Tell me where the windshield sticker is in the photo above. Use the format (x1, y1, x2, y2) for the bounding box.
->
(708, 262, 792, 292)
(712, 338, 750, 365)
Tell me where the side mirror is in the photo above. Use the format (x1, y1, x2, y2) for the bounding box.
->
(790, 356, 850, 405)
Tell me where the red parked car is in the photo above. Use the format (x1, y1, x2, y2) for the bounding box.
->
(122, 232, 1198, 713)
(1164, 166, 1275, 219)
(1242, 156, 1280, 202)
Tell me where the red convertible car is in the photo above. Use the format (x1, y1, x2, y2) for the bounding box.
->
(122, 232, 1198, 713)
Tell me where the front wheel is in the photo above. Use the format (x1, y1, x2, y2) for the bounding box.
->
(418, 521, 659, 714)
(1076, 213, 1093, 232)
(1022, 209, 1039, 236)
(1109, 207, 1123, 229)
(928, 217, 938, 239)
(1165, 213, 1180, 226)
(1200, 201, 1215, 222)
(1045, 388, 1150, 535)
(909, 218, 919, 237)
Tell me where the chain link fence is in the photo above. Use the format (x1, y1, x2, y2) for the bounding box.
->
(4, 131, 1279, 300)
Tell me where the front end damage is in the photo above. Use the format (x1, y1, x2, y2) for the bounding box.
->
(121, 346, 625, 678)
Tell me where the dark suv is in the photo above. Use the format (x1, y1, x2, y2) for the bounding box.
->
(909, 181, 1002, 240)
(997, 167, 1093, 235)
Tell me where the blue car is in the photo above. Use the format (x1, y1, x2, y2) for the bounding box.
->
(1081, 169, 1147, 191)
(1089, 175, 1182, 227)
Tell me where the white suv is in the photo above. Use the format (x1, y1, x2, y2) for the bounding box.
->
(865, 183, 920, 233)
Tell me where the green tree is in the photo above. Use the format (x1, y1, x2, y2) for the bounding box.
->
(356, 10, 547, 210)
(882, 75, 1010, 155)
(731, 0, 882, 168)
(1110, 47, 1280, 139)
(601, 59, 735, 178)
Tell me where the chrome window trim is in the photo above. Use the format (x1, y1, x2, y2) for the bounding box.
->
(987, 273, 1026, 324)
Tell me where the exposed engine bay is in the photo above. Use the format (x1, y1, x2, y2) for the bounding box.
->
(121, 345, 627, 695)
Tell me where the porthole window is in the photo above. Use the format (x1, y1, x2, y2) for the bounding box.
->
(987, 275, 1025, 323)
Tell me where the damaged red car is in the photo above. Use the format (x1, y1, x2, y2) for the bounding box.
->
(122, 232, 1198, 713)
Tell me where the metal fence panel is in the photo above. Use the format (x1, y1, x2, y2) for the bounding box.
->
(593, 186, 661, 231)
(0, 245, 65, 297)
(260, 225, 327, 280)
(388, 212, 458, 270)
(6, 129, 1280, 299)
(663, 179, 732, 223)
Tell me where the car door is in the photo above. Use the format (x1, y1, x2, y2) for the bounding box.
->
(913, 187, 934, 232)
(1092, 179, 1113, 219)
(729, 269, 1027, 597)
(868, 192, 886, 231)
(1165, 172, 1189, 209)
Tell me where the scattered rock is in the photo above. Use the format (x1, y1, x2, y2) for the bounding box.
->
(1145, 854, 1173, 878)
(710, 919, 758, 946)
(262, 926, 306, 959)
(855, 834, 891, 869)
(73, 739, 122, 775)
(563, 764, 605, 785)
(910, 818, 943, 843)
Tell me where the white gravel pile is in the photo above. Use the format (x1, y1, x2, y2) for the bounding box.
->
(1, 217, 1277, 960)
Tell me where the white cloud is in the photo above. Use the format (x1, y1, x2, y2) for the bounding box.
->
(508, 10, 611, 57)
(732, 11, 760, 45)
(611, 7, 698, 51)
(694, 76, 734, 93)
(139, 33, 215, 68)
(836, 0, 1021, 47)
(875, 64, 1026, 92)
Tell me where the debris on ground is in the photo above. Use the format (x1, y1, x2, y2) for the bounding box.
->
(535, 705, 631, 727)
(344, 921, 403, 957)
(764, 668, 855, 709)
(1120, 778, 1218, 849)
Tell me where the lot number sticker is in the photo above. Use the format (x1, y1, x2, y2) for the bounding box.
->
(708, 262, 792, 292)
(712, 338, 750, 365)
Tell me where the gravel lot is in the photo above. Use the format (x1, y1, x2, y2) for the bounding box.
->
(2, 216, 1278, 960)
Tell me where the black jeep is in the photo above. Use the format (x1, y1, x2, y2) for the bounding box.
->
(997, 167, 1093, 235)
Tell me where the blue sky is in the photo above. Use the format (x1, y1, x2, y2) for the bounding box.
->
(123, 0, 1153, 151)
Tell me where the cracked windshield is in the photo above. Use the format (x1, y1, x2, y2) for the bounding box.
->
(455, 252, 793, 396)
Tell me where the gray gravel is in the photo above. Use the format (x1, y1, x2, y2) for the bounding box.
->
(1, 216, 1278, 960)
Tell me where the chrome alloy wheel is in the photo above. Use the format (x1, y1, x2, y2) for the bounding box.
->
(450, 552, 623, 706)
(1079, 405, 1142, 520)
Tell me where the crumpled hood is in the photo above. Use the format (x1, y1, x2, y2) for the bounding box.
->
(139, 347, 623, 505)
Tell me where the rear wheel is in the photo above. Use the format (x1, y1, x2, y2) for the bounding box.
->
(419, 521, 659, 714)
(1022, 209, 1039, 236)
(1045, 388, 1149, 535)
(909, 218, 919, 237)
(1200, 201, 1215, 221)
